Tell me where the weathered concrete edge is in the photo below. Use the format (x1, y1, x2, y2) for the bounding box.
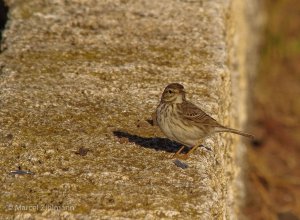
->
(226, 0, 264, 218)
(0, 0, 264, 219)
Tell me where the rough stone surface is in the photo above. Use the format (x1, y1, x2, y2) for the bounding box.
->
(0, 0, 260, 219)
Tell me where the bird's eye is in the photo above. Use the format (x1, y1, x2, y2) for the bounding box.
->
(168, 90, 172, 94)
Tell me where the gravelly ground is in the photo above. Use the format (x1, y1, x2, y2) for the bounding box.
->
(0, 0, 257, 219)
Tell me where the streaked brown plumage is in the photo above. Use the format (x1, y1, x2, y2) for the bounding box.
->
(156, 83, 253, 159)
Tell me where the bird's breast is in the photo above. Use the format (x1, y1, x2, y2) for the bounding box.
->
(156, 103, 204, 146)
(156, 103, 177, 141)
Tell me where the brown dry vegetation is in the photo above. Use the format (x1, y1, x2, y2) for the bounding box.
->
(245, 0, 300, 219)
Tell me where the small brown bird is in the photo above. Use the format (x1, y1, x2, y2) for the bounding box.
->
(156, 83, 253, 159)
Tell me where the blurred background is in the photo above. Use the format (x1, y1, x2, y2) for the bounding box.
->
(245, 0, 300, 219)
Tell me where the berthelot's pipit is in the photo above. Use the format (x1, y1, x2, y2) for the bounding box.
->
(156, 83, 254, 159)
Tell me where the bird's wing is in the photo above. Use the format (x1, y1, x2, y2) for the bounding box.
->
(180, 101, 222, 127)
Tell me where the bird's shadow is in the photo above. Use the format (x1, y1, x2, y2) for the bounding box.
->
(113, 130, 187, 153)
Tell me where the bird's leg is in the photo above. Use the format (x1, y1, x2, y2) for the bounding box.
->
(173, 141, 203, 160)
(180, 143, 201, 159)
(171, 146, 185, 158)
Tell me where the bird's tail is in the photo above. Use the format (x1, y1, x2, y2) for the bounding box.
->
(216, 127, 254, 139)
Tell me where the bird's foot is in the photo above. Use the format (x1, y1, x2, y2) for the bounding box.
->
(201, 144, 212, 151)
(172, 153, 189, 160)
(170, 146, 186, 159)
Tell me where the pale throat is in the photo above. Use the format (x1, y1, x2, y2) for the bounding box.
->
(172, 94, 185, 103)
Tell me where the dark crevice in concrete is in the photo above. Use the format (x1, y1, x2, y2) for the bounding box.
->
(0, 0, 9, 43)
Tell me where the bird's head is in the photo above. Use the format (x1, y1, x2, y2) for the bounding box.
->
(161, 83, 186, 103)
